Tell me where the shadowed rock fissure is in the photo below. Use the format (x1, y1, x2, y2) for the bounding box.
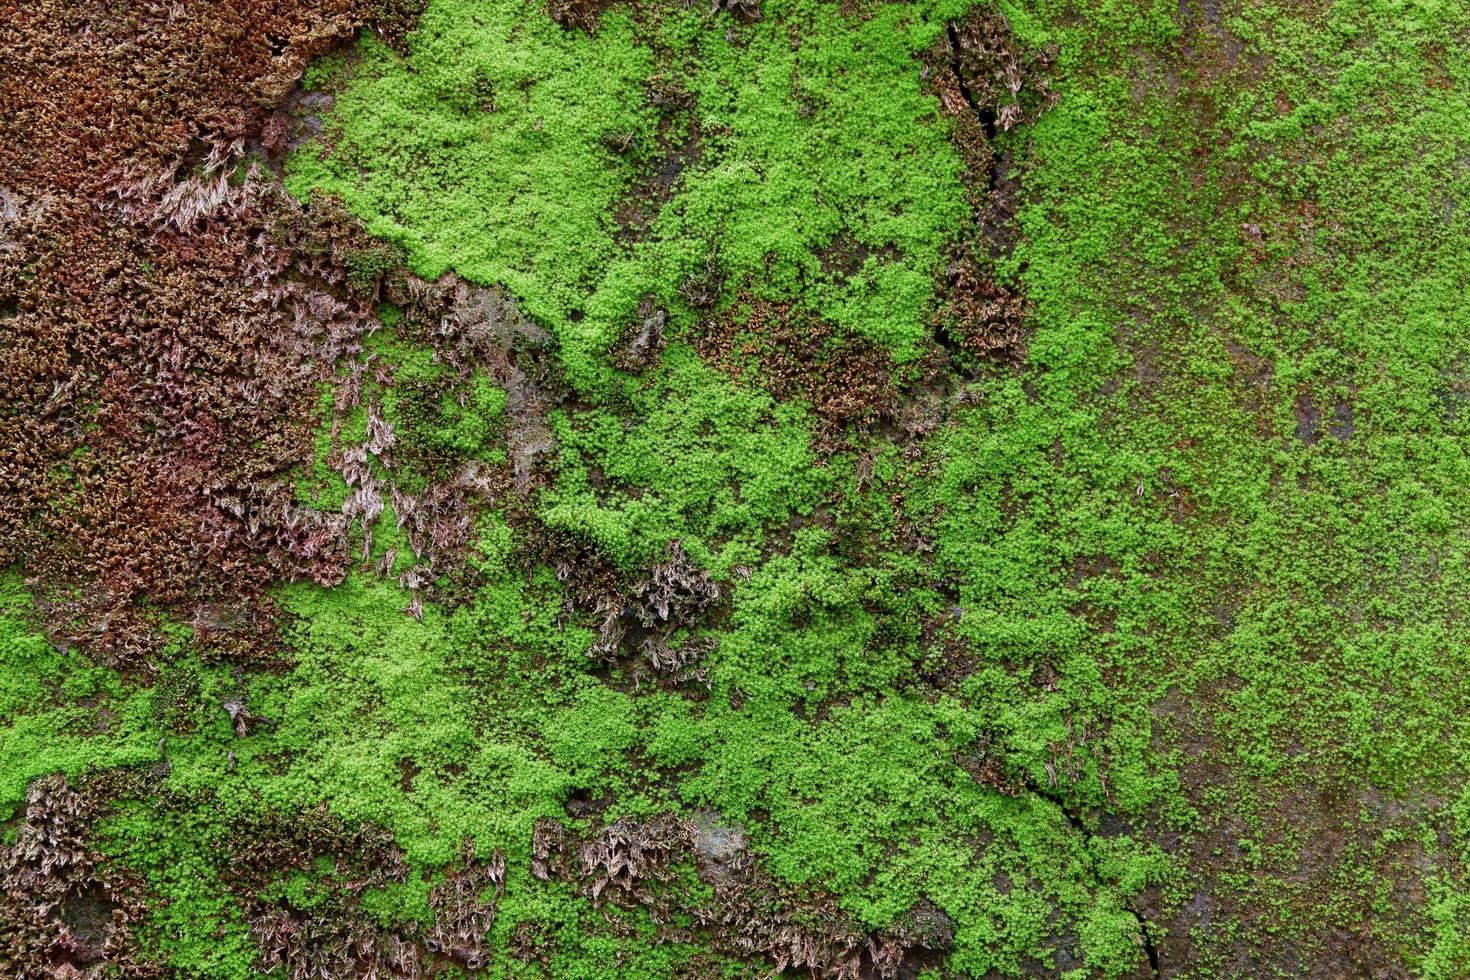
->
(1031, 777, 1163, 978)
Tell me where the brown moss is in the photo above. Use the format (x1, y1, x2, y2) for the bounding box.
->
(0, 776, 158, 978)
(425, 843, 504, 969)
(925, 9, 1056, 189)
(0, 0, 426, 665)
(694, 296, 900, 445)
(532, 812, 952, 979)
(0, 2, 418, 197)
(920, 10, 1056, 364)
(933, 248, 1031, 360)
(224, 805, 422, 977)
(545, 0, 613, 33)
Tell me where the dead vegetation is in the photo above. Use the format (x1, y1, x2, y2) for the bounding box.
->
(922, 9, 1057, 364)
(388, 272, 563, 494)
(229, 804, 422, 978)
(0, 1, 417, 199)
(251, 898, 424, 980)
(0, 178, 380, 664)
(709, 0, 763, 24)
(927, 9, 1056, 186)
(531, 812, 953, 978)
(934, 248, 1032, 360)
(0, 0, 428, 664)
(0, 776, 156, 979)
(244, 829, 505, 978)
(591, 542, 720, 649)
(426, 844, 505, 970)
(546, 0, 614, 33)
(524, 529, 727, 686)
(612, 301, 670, 374)
(695, 297, 901, 445)
(307, 271, 570, 617)
(679, 253, 728, 310)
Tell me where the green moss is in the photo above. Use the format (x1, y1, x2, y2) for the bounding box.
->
(540, 349, 828, 570)
(297, 383, 355, 511)
(285, 0, 974, 389)
(0, 573, 158, 814)
(99, 801, 261, 977)
(10, 0, 1470, 976)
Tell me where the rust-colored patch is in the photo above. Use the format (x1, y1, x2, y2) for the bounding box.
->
(695, 296, 900, 444)
(0, 0, 424, 664)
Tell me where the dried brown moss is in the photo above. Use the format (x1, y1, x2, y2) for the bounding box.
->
(226, 805, 420, 977)
(545, 0, 614, 33)
(0, 776, 157, 979)
(425, 844, 505, 969)
(934, 249, 1032, 359)
(694, 297, 900, 444)
(926, 9, 1056, 188)
(921, 9, 1057, 364)
(531, 812, 953, 979)
(0, 0, 423, 664)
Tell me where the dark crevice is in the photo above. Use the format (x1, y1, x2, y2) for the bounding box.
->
(1134, 908, 1162, 977)
(944, 24, 990, 138)
(1024, 777, 1162, 977)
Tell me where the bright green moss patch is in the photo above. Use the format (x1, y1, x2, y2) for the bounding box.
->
(286, 0, 975, 388)
(0, 573, 159, 812)
(541, 349, 829, 571)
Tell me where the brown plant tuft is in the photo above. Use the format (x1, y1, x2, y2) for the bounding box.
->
(0, 776, 157, 978)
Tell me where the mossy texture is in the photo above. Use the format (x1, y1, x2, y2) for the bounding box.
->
(5, 0, 1470, 977)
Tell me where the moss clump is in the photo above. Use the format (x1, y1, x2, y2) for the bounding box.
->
(540, 349, 828, 572)
(285, 0, 973, 389)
